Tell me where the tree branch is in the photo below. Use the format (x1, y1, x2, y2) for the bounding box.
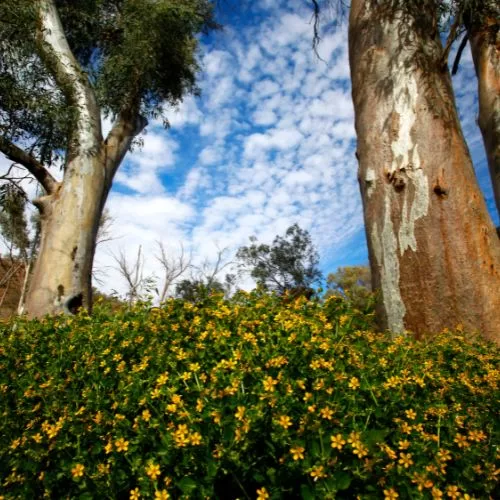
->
(0, 136, 58, 194)
(441, 16, 461, 69)
(36, 0, 101, 155)
(451, 34, 469, 75)
(104, 110, 147, 184)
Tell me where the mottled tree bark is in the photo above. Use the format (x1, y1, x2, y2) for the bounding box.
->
(466, 4, 500, 219)
(349, 0, 500, 343)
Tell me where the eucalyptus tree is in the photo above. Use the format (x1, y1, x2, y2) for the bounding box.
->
(348, 0, 500, 342)
(0, 0, 217, 317)
(437, 0, 500, 219)
(462, 0, 499, 219)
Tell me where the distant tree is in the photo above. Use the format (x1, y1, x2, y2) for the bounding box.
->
(236, 224, 322, 295)
(326, 265, 374, 311)
(175, 278, 225, 303)
(175, 246, 235, 302)
(0, 184, 30, 260)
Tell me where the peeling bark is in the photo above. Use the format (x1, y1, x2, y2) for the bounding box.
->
(349, 0, 500, 343)
(467, 7, 500, 219)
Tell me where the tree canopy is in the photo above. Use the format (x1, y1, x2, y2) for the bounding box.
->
(236, 224, 322, 295)
(0, 0, 218, 168)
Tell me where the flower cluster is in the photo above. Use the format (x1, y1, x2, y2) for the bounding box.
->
(0, 291, 498, 498)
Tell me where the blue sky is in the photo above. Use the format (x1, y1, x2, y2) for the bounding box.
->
(93, 0, 498, 296)
(1, 0, 496, 297)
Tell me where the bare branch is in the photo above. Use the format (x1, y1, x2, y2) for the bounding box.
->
(96, 208, 116, 246)
(0, 137, 59, 194)
(103, 111, 147, 190)
(112, 246, 145, 306)
(452, 33, 469, 75)
(441, 14, 463, 70)
(192, 245, 233, 288)
(155, 242, 192, 302)
(36, 0, 101, 154)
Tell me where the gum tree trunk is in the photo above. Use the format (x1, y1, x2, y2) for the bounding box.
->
(467, 4, 500, 220)
(22, 1, 144, 317)
(349, 0, 500, 343)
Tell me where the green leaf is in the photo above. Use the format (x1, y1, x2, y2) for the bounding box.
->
(300, 483, 315, 500)
(178, 477, 198, 494)
(331, 471, 352, 491)
(364, 429, 390, 449)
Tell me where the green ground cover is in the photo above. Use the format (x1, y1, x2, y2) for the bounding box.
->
(0, 292, 498, 499)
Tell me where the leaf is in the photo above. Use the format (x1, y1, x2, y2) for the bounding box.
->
(331, 471, 352, 491)
(364, 429, 390, 449)
(301, 483, 315, 500)
(78, 493, 94, 500)
(178, 477, 198, 494)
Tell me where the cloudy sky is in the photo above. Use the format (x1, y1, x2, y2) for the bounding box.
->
(1, 0, 498, 299)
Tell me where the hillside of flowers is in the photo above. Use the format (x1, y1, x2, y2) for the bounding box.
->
(0, 292, 498, 499)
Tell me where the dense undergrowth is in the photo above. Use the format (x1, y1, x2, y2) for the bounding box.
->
(0, 292, 498, 499)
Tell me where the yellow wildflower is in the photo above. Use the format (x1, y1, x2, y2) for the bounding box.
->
(71, 464, 85, 478)
(256, 487, 269, 500)
(142, 410, 152, 422)
(398, 440, 410, 450)
(353, 444, 368, 459)
(405, 409, 417, 420)
(319, 407, 334, 420)
(310, 465, 327, 481)
(348, 377, 360, 390)
(446, 485, 460, 499)
(130, 488, 141, 500)
(290, 446, 305, 460)
(196, 399, 204, 412)
(263, 376, 278, 392)
(115, 437, 129, 452)
(278, 415, 292, 429)
(235, 406, 246, 421)
(398, 452, 414, 468)
(154, 490, 169, 500)
(97, 463, 110, 475)
(190, 432, 202, 445)
(454, 433, 469, 448)
(431, 487, 443, 499)
(330, 434, 346, 450)
(145, 462, 161, 481)
(384, 488, 399, 500)
(32, 433, 43, 444)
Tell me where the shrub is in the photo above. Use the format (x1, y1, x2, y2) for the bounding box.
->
(0, 292, 498, 499)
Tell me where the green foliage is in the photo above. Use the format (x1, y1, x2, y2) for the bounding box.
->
(326, 265, 375, 313)
(0, 294, 498, 498)
(0, 184, 30, 258)
(0, 0, 218, 164)
(237, 224, 322, 295)
(175, 278, 225, 303)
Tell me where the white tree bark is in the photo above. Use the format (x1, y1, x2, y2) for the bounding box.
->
(23, 1, 145, 317)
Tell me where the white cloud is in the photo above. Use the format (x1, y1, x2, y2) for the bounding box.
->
(2, 0, 488, 302)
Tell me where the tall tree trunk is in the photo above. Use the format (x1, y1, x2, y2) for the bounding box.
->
(25, 155, 106, 316)
(349, 0, 500, 343)
(23, 1, 144, 317)
(466, 4, 500, 220)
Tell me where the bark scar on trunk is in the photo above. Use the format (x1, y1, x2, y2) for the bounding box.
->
(433, 184, 449, 198)
(71, 246, 78, 261)
(64, 293, 83, 315)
